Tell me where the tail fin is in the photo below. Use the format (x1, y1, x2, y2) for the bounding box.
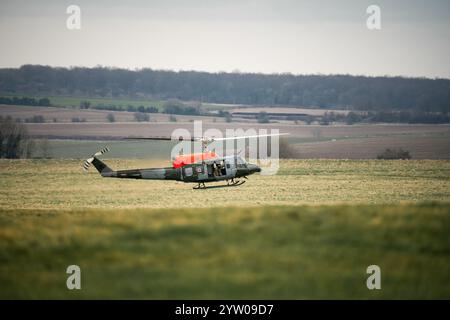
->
(83, 147, 113, 175)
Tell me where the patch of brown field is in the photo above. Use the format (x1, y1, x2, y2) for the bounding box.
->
(294, 135, 450, 159)
(231, 106, 350, 116)
(23, 121, 450, 139)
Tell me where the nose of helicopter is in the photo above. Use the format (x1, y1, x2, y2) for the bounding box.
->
(247, 163, 261, 174)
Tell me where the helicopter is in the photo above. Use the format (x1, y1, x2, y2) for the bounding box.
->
(83, 133, 287, 189)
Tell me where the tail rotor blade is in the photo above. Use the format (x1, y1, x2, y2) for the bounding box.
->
(83, 146, 109, 172)
(94, 147, 109, 157)
(83, 157, 94, 172)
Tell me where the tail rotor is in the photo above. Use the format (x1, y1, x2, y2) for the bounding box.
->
(83, 147, 109, 172)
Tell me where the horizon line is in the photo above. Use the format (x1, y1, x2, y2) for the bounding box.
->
(1, 64, 449, 81)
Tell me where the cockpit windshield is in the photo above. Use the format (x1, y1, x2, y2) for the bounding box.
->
(236, 156, 247, 165)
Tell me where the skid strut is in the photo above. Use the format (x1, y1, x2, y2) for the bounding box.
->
(193, 179, 246, 190)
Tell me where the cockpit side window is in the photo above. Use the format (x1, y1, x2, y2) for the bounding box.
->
(236, 157, 247, 167)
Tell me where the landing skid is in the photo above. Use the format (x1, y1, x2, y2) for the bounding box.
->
(193, 179, 246, 190)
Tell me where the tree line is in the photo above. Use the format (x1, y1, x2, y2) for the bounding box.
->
(320, 111, 450, 125)
(0, 95, 50, 107)
(1, 65, 449, 113)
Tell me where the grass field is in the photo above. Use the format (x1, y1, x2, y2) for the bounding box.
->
(0, 159, 449, 299)
(0, 203, 449, 299)
(1, 159, 449, 209)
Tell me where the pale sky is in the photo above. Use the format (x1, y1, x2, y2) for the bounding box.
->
(0, 0, 450, 78)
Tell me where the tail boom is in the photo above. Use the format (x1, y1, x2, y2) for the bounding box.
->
(84, 147, 181, 180)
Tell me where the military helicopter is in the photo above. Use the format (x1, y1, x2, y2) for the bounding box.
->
(83, 133, 287, 189)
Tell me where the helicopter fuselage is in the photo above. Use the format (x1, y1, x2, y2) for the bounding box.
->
(93, 155, 261, 184)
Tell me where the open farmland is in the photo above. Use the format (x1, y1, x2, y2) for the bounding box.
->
(231, 106, 351, 116)
(1, 159, 449, 209)
(0, 105, 222, 123)
(17, 122, 450, 159)
(22, 122, 450, 140)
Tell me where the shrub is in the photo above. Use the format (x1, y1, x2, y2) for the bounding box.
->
(80, 101, 91, 109)
(278, 138, 298, 159)
(106, 113, 115, 122)
(25, 115, 45, 123)
(134, 112, 149, 122)
(377, 148, 412, 160)
(71, 117, 86, 122)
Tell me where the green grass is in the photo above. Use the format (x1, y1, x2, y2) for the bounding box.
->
(0, 93, 236, 112)
(0, 93, 166, 110)
(0, 203, 449, 299)
(0, 159, 449, 299)
(48, 96, 166, 110)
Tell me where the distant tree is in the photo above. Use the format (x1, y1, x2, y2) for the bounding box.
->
(134, 112, 149, 122)
(377, 148, 412, 160)
(38, 98, 51, 106)
(0, 117, 30, 158)
(163, 99, 184, 114)
(278, 138, 298, 159)
(169, 115, 177, 122)
(304, 116, 314, 125)
(146, 106, 159, 113)
(163, 99, 201, 115)
(346, 112, 360, 125)
(106, 113, 116, 122)
(320, 112, 330, 125)
(25, 115, 45, 123)
(80, 101, 91, 109)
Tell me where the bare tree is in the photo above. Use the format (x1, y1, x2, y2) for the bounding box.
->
(0, 116, 30, 158)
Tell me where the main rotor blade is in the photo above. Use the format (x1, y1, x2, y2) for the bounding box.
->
(124, 132, 289, 143)
(211, 132, 290, 141)
(124, 136, 199, 141)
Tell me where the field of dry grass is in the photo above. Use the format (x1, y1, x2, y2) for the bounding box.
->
(1, 159, 449, 210)
(294, 135, 450, 159)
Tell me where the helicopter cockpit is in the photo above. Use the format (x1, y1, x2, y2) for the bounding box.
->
(236, 156, 247, 168)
